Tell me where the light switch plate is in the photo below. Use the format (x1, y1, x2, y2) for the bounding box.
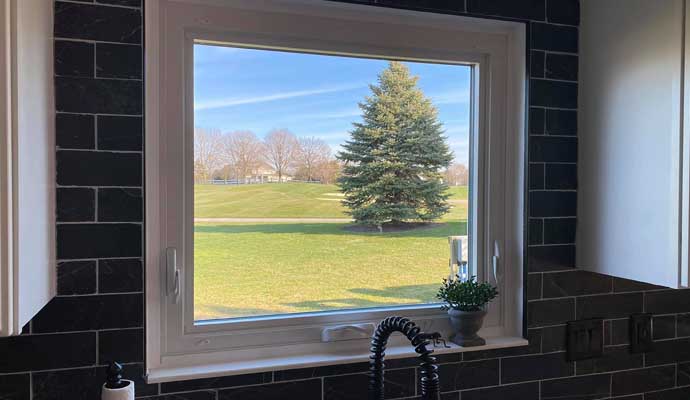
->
(567, 318, 604, 361)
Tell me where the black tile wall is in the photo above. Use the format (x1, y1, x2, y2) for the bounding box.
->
(5, 1, 690, 400)
(56, 113, 95, 149)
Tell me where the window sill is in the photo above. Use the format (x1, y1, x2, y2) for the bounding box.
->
(146, 335, 528, 383)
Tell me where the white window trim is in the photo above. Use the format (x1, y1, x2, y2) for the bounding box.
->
(145, 0, 526, 383)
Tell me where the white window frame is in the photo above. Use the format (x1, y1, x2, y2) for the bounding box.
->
(146, 0, 526, 383)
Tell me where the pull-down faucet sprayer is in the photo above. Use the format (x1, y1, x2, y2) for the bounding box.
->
(369, 316, 444, 400)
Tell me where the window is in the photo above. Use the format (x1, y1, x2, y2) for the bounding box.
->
(193, 46, 472, 321)
(146, 0, 526, 382)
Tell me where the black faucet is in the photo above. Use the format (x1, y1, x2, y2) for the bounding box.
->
(369, 316, 442, 400)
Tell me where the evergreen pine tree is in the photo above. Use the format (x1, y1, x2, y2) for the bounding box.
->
(337, 61, 454, 226)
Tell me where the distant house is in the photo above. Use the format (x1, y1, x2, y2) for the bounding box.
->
(210, 164, 293, 184)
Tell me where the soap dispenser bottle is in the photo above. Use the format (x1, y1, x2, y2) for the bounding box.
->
(101, 362, 135, 400)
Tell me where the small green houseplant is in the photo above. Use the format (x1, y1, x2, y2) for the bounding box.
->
(437, 276, 498, 347)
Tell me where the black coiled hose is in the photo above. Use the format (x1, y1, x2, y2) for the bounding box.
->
(369, 316, 440, 400)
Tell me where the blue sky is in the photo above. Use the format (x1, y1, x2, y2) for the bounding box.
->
(194, 44, 471, 164)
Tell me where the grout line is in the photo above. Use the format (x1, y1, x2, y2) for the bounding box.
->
(58, 0, 142, 10)
(56, 111, 143, 117)
(57, 148, 143, 154)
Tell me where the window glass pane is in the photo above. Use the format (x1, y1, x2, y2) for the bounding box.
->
(193, 44, 471, 321)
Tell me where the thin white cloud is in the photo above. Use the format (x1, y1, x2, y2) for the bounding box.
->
(194, 83, 365, 111)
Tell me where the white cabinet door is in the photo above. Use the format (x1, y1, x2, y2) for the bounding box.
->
(0, 0, 55, 336)
(578, 0, 688, 288)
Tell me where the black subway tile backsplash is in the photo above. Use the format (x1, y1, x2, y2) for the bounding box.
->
(57, 150, 142, 186)
(467, 0, 545, 21)
(141, 393, 216, 400)
(540, 373, 611, 400)
(530, 50, 545, 78)
(57, 223, 142, 259)
(531, 22, 579, 52)
(54, 1, 142, 43)
(461, 382, 539, 400)
(98, 258, 143, 293)
(644, 337, 690, 366)
(0, 374, 30, 400)
(528, 218, 543, 245)
(530, 136, 578, 163)
(527, 244, 576, 272)
(653, 315, 676, 340)
(436, 359, 499, 391)
(0, 332, 96, 373)
(575, 345, 643, 375)
(32, 363, 157, 400)
(545, 163, 577, 190)
(678, 313, 690, 337)
(545, 109, 577, 135)
(529, 107, 545, 134)
(219, 379, 321, 400)
(541, 324, 567, 352)
(56, 113, 95, 149)
(646, 386, 690, 400)
(98, 328, 143, 365)
(545, 53, 579, 81)
(501, 352, 573, 383)
(546, 0, 579, 25)
(96, 43, 142, 79)
(326, 368, 415, 400)
(57, 260, 97, 295)
(56, 77, 142, 115)
(543, 217, 577, 243)
(530, 79, 578, 108)
(98, 188, 143, 222)
(54, 40, 94, 77)
(611, 365, 676, 396)
(97, 115, 143, 151)
(528, 298, 575, 327)
(530, 191, 577, 217)
(645, 289, 690, 314)
(576, 293, 643, 320)
(529, 163, 545, 190)
(57, 187, 95, 222)
(160, 372, 271, 393)
(542, 270, 612, 298)
(32, 294, 143, 333)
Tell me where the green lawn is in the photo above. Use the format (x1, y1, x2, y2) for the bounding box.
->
(195, 183, 467, 220)
(194, 221, 466, 320)
(193, 183, 469, 320)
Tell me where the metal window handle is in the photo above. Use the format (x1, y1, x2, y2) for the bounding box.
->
(492, 240, 501, 285)
(166, 247, 181, 304)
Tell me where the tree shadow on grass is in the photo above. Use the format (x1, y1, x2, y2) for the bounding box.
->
(195, 283, 442, 320)
(284, 284, 441, 311)
(194, 222, 467, 238)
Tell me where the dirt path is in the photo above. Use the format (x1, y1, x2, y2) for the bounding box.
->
(194, 217, 352, 223)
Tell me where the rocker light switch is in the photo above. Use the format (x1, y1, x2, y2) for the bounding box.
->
(630, 313, 653, 353)
(567, 318, 603, 361)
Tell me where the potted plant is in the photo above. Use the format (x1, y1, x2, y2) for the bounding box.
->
(436, 276, 498, 347)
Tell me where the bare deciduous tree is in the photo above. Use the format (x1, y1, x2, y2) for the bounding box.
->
(297, 137, 331, 182)
(444, 163, 469, 186)
(314, 158, 342, 184)
(222, 131, 264, 183)
(194, 127, 223, 183)
(263, 129, 299, 182)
